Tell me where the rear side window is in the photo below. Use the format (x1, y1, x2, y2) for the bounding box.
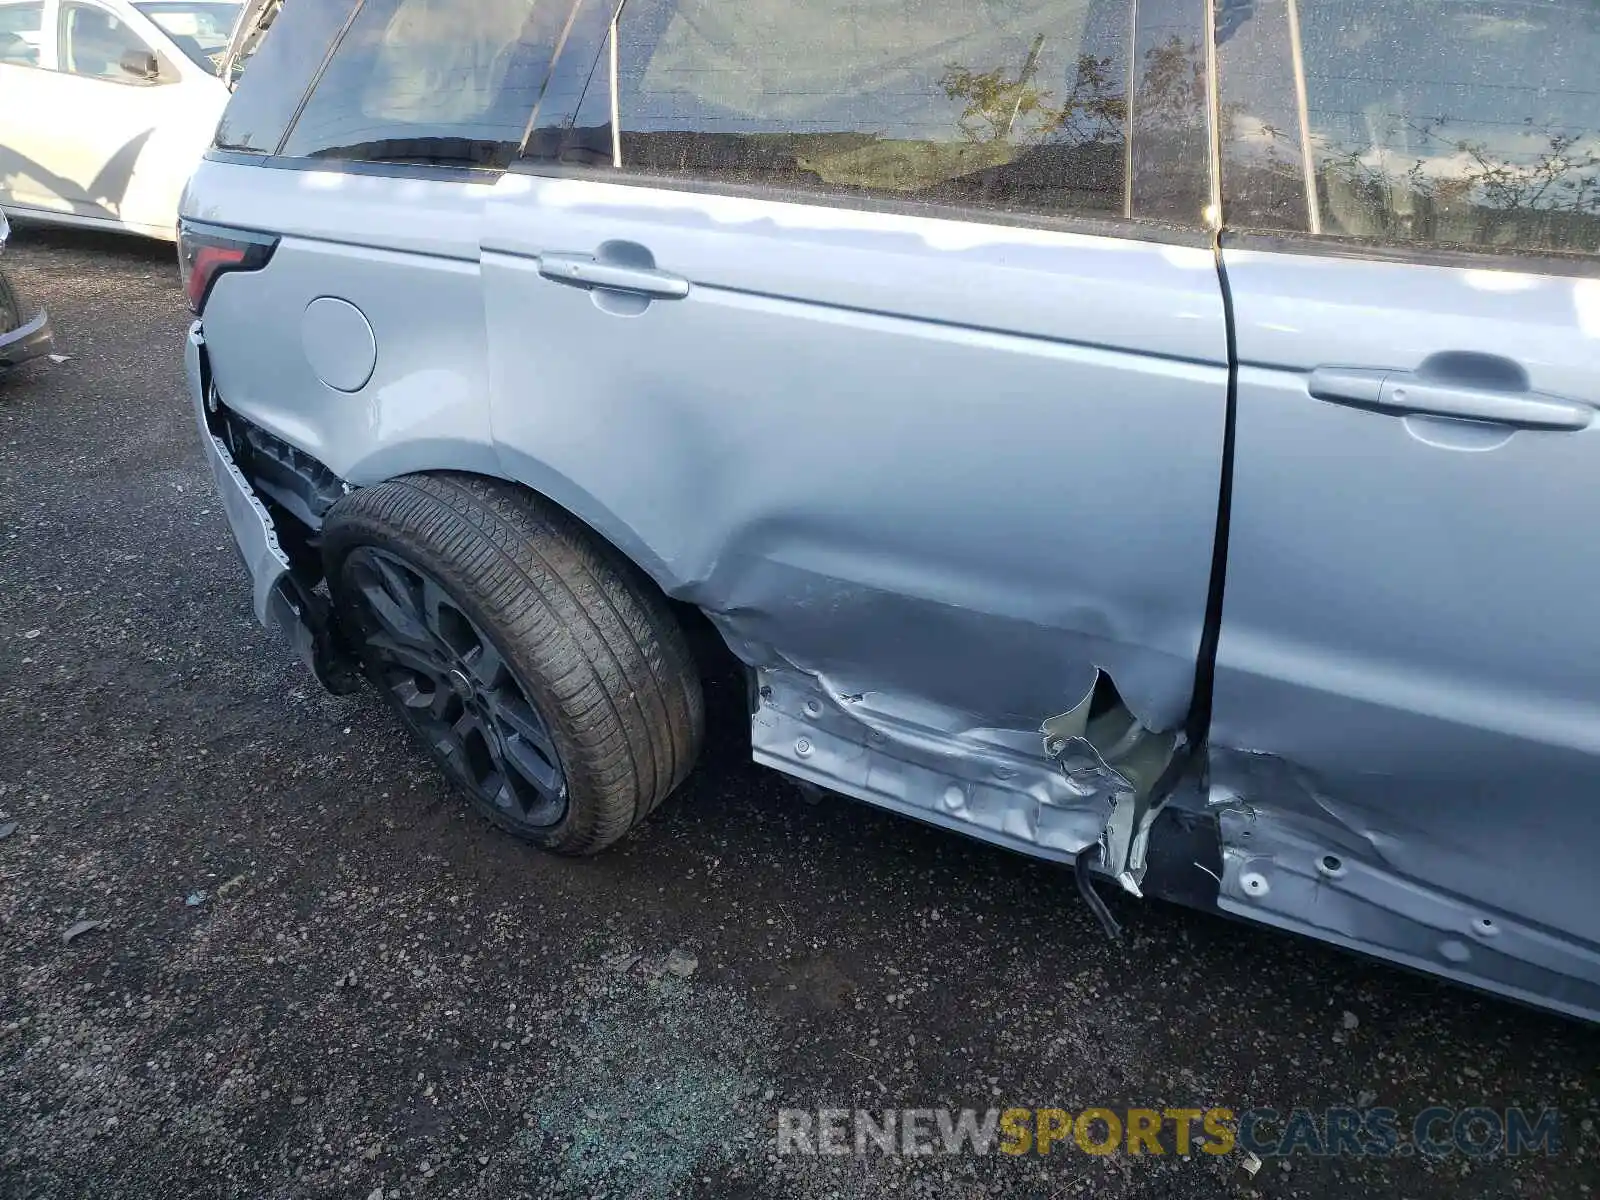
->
(278, 0, 571, 169)
(0, 1, 44, 67)
(216, 0, 364, 152)
(534, 0, 1212, 227)
(1216, 0, 1600, 256)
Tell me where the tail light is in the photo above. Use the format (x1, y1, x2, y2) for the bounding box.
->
(177, 220, 278, 314)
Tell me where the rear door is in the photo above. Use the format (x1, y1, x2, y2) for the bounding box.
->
(1210, 0, 1600, 1011)
(481, 0, 1230, 771)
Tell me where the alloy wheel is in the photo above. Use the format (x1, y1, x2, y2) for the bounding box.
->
(342, 546, 568, 831)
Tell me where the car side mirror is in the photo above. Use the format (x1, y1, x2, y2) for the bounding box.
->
(118, 48, 160, 80)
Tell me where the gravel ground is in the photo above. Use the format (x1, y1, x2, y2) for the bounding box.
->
(1, 226, 1597, 1200)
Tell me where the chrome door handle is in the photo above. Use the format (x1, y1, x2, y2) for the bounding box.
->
(536, 252, 689, 299)
(1309, 367, 1593, 432)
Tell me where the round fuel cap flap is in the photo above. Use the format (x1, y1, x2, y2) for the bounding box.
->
(301, 296, 376, 393)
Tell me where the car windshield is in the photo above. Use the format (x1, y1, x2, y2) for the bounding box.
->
(134, 0, 241, 75)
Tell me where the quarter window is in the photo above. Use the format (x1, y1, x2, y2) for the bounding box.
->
(0, 1, 44, 67)
(278, 0, 571, 169)
(536, 0, 1211, 226)
(1216, 0, 1600, 255)
(215, 0, 365, 154)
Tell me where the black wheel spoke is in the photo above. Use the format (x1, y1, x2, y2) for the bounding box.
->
(489, 775, 522, 815)
(420, 576, 460, 646)
(371, 553, 421, 614)
(366, 555, 431, 634)
(429, 684, 460, 722)
(389, 674, 436, 711)
(367, 631, 444, 679)
(477, 737, 526, 818)
(461, 638, 506, 689)
(359, 581, 433, 650)
(502, 728, 563, 796)
(343, 546, 568, 832)
(435, 708, 478, 759)
(490, 693, 553, 755)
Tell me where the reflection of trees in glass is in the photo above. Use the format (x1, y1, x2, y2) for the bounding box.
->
(938, 34, 1210, 148)
(933, 33, 1212, 216)
(789, 28, 1216, 208)
(939, 45, 1126, 148)
(1133, 34, 1205, 132)
(1313, 114, 1600, 247)
(1129, 34, 1213, 219)
(939, 35, 1054, 143)
(1452, 132, 1600, 217)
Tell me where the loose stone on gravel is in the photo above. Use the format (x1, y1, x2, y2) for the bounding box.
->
(60, 918, 106, 945)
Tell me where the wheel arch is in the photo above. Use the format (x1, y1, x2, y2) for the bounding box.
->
(346, 449, 683, 599)
(280, 438, 737, 695)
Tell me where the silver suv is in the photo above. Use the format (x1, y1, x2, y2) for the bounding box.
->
(180, 0, 1600, 1020)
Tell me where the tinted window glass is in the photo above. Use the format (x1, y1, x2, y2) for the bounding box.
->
(1217, 0, 1600, 255)
(61, 2, 157, 81)
(540, 0, 1208, 225)
(135, 1, 241, 75)
(216, 0, 363, 152)
(280, 0, 570, 169)
(0, 1, 44, 66)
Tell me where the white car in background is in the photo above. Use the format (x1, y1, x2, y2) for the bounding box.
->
(0, 0, 241, 239)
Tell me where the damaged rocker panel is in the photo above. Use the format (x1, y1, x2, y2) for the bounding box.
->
(1041, 672, 1179, 898)
(753, 666, 1600, 1023)
(1207, 746, 1600, 1023)
(751, 666, 1180, 887)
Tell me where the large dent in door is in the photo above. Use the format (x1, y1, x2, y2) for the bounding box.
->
(512, 463, 1203, 743)
(688, 543, 1199, 737)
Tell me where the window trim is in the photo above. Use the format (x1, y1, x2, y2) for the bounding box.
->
(269, 0, 364, 156)
(1200, 0, 1222, 226)
(1219, 228, 1600, 280)
(210, 0, 365, 155)
(205, 145, 501, 184)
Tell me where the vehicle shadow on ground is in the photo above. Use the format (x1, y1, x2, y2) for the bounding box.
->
(7, 220, 176, 265)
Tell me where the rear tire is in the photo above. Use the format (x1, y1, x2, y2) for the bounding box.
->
(0, 268, 21, 335)
(322, 473, 704, 854)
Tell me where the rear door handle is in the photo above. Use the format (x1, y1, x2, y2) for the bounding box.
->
(536, 252, 689, 300)
(1309, 367, 1593, 432)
